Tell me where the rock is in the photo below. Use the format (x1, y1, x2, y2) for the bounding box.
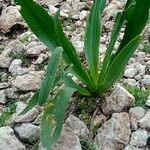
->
(34, 53, 50, 65)
(0, 6, 24, 33)
(65, 114, 89, 139)
(146, 95, 150, 106)
(39, 126, 82, 150)
(129, 107, 145, 120)
(14, 123, 40, 142)
(102, 84, 135, 115)
(26, 42, 47, 57)
(135, 64, 146, 76)
(124, 145, 144, 150)
(130, 130, 148, 147)
(53, 126, 82, 150)
(9, 59, 29, 76)
(11, 71, 43, 91)
(0, 49, 12, 68)
(124, 79, 138, 86)
(79, 10, 88, 20)
(0, 82, 9, 90)
(142, 75, 150, 85)
(6, 40, 24, 54)
(124, 68, 137, 78)
(0, 126, 25, 150)
(0, 90, 7, 104)
(130, 117, 138, 131)
(5, 88, 18, 99)
(94, 112, 131, 150)
(8, 102, 40, 123)
(138, 111, 150, 129)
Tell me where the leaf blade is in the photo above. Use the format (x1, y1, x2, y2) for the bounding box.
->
(84, 0, 106, 80)
(38, 47, 63, 106)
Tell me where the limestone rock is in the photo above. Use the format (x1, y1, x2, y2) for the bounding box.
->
(11, 71, 43, 91)
(0, 90, 7, 104)
(138, 111, 150, 129)
(124, 68, 137, 78)
(0, 126, 25, 150)
(130, 130, 148, 148)
(102, 84, 135, 115)
(65, 114, 89, 139)
(94, 112, 131, 150)
(0, 6, 24, 33)
(14, 123, 40, 142)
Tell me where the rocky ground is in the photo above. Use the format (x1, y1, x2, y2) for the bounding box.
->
(0, 0, 150, 150)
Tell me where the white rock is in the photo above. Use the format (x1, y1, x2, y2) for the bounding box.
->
(0, 90, 7, 104)
(53, 126, 82, 150)
(124, 145, 145, 150)
(8, 102, 40, 123)
(6, 40, 24, 54)
(129, 107, 145, 120)
(79, 10, 88, 21)
(14, 123, 40, 142)
(138, 111, 150, 129)
(130, 117, 138, 131)
(146, 95, 150, 106)
(102, 84, 135, 115)
(26, 42, 47, 57)
(0, 82, 9, 90)
(0, 6, 24, 33)
(124, 79, 138, 86)
(94, 113, 131, 150)
(142, 75, 150, 85)
(0, 49, 12, 68)
(11, 71, 43, 91)
(34, 53, 49, 64)
(124, 68, 137, 78)
(65, 114, 89, 139)
(9, 59, 29, 76)
(130, 130, 148, 147)
(5, 88, 18, 99)
(135, 64, 146, 76)
(0, 126, 25, 150)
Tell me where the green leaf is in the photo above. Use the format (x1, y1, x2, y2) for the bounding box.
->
(98, 35, 142, 93)
(38, 47, 63, 106)
(52, 86, 76, 142)
(99, 12, 124, 83)
(84, 0, 106, 81)
(118, 0, 150, 51)
(14, 0, 60, 50)
(63, 74, 91, 96)
(54, 10, 95, 90)
(40, 86, 76, 150)
(19, 92, 39, 115)
(41, 103, 56, 150)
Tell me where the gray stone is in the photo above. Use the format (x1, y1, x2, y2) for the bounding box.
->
(8, 102, 40, 123)
(124, 145, 144, 150)
(53, 126, 82, 150)
(130, 130, 148, 147)
(9, 59, 29, 76)
(0, 49, 12, 68)
(0, 6, 24, 33)
(142, 75, 150, 85)
(138, 111, 150, 129)
(0, 90, 7, 104)
(14, 123, 40, 142)
(130, 117, 138, 131)
(11, 71, 43, 91)
(94, 113, 131, 150)
(26, 42, 47, 57)
(124, 68, 137, 78)
(5, 88, 18, 99)
(135, 64, 146, 76)
(65, 114, 89, 139)
(129, 107, 145, 120)
(0, 82, 9, 90)
(146, 95, 150, 107)
(0, 126, 25, 150)
(102, 84, 135, 115)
